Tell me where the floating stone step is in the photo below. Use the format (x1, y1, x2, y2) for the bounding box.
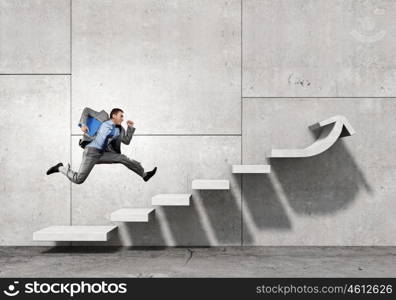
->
(110, 208, 155, 222)
(192, 179, 230, 190)
(152, 194, 191, 206)
(33, 225, 117, 241)
(232, 164, 271, 173)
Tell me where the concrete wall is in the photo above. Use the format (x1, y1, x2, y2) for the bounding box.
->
(1, 0, 395, 246)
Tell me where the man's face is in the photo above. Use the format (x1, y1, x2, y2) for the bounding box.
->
(112, 111, 124, 125)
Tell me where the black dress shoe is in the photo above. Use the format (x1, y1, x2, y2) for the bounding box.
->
(46, 162, 63, 175)
(143, 167, 157, 182)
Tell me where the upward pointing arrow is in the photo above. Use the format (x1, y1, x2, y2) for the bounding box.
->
(269, 115, 356, 158)
(308, 115, 356, 138)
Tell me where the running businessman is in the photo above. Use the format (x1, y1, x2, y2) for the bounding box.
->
(46, 107, 157, 184)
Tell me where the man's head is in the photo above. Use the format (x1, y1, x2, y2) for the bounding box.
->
(110, 108, 124, 125)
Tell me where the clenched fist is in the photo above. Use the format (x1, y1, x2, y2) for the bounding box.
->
(80, 125, 89, 133)
(126, 120, 134, 127)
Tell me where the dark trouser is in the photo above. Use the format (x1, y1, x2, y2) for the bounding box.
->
(59, 146, 146, 184)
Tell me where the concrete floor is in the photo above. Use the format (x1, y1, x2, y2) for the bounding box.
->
(0, 246, 395, 277)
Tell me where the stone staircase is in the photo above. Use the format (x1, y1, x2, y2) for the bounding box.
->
(33, 115, 354, 242)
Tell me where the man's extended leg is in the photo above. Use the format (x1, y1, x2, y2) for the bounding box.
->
(96, 151, 146, 178)
(59, 147, 103, 184)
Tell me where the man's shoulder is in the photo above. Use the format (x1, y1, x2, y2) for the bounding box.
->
(97, 120, 113, 130)
(102, 119, 113, 125)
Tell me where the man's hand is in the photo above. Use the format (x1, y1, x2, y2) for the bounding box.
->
(80, 125, 89, 133)
(126, 120, 134, 127)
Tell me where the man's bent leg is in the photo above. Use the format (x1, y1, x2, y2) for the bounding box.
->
(59, 147, 102, 184)
(97, 152, 146, 178)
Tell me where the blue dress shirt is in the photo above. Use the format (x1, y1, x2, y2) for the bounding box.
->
(86, 119, 120, 151)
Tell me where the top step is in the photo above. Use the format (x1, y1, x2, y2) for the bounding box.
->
(152, 194, 191, 206)
(33, 225, 117, 241)
(192, 179, 229, 190)
(232, 164, 271, 174)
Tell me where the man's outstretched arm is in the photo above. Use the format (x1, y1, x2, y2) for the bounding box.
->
(122, 120, 135, 145)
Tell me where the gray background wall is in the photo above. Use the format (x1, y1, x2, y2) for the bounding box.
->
(0, 0, 395, 246)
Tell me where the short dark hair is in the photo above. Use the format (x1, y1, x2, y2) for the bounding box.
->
(110, 108, 123, 118)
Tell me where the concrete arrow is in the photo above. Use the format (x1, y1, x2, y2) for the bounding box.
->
(269, 115, 356, 158)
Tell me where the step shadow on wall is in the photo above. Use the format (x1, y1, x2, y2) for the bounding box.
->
(271, 141, 371, 214)
(69, 176, 243, 247)
(240, 139, 371, 244)
(102, 190, 242, 246)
